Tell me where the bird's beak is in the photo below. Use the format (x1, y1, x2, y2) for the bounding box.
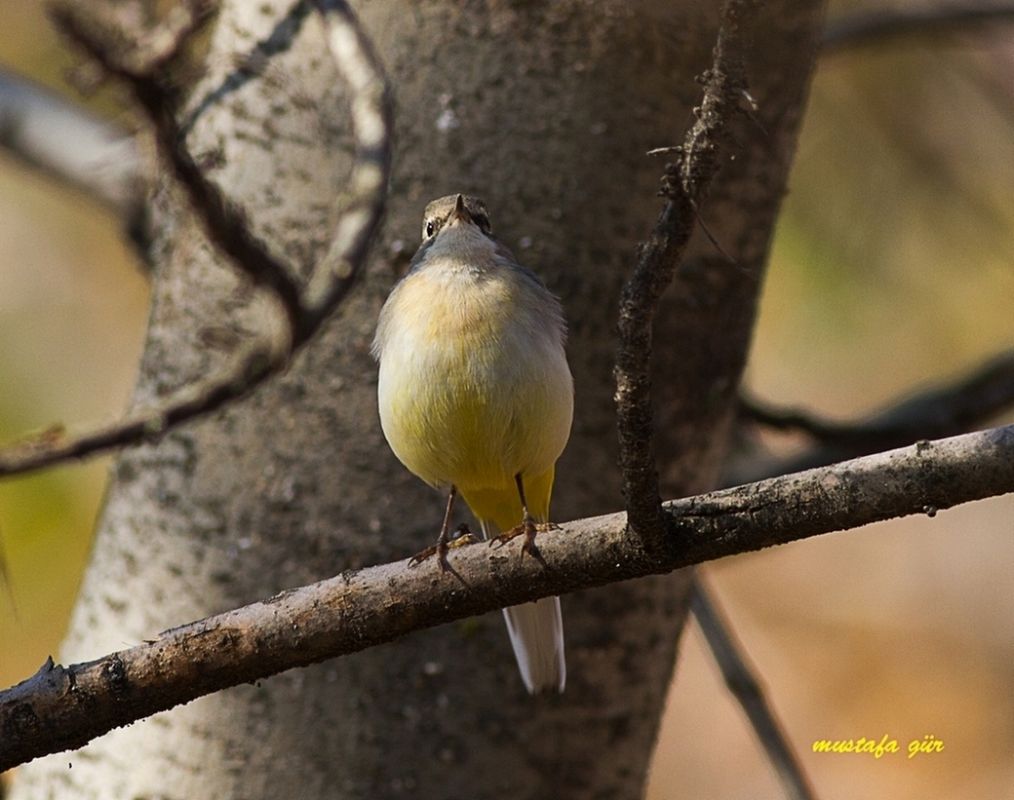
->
(451, 193, 471, 225)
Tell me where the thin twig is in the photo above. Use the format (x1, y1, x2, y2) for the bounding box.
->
(2, 423, 1011, 771)
(733, 350, 1014, 483)
(823, 4, 1014, 52)
(691, 580, 817, 800)
(0, 0, 391, 481)
(614, 0, 759, 551)
(0, 343, 281, 476)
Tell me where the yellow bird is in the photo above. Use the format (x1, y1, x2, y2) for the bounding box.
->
(372, 194, 574, 693)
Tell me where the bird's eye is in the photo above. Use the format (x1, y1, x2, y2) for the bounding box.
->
(425, 220, 436, 238)
(474, 214, 491, 233)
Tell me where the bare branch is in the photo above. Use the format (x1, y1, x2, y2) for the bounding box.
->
(691, 581, 816, 800)
(733, 350, 1014, 483)
(0, 70, 144, 221)
(50, 1, 305, 333)
(615, 0, 758, 549)
(0, 0, 391, 481)
(0, 342, 281, 477)
(299, 0, 392, 338)
(710, 349, 1014, 788)
(3, 424, 1012, 772)
(823, 3, 1014, 52)
(742, 350, 1014, 446)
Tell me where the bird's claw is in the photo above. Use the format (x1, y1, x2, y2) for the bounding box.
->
(408, 544, 440, 568)
(408, 524, 475, 571)
(489, 517, 550, 559)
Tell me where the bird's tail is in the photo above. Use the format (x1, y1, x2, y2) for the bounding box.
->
(480, 518, 566, 694)
(501, 596, 566, 694)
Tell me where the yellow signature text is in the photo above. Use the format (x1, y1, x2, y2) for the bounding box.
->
(811, 734, 944, 760)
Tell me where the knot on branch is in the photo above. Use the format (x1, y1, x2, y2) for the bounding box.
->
(659, 159, 690, 204)
(100, 655, 130, 695)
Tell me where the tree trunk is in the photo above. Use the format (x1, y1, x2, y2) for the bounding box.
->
(12, 1, 825, 797)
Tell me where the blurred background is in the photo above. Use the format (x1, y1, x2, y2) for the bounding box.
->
(1, 2, 1011, 798)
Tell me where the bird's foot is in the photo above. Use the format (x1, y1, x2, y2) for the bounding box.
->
(408, 524, 476, 571)
(489, 516, 550, 559)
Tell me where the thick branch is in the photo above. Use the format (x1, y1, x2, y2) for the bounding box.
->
(615, 0, 757, 548)
(0, 0, 391, 481)
(3, 424, 1012, 772)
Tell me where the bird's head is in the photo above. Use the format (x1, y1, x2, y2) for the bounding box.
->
(420, 193, 493, 242)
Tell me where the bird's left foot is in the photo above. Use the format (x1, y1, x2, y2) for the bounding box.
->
(490, 517, 556, 558)
(409, 524, 476, 571)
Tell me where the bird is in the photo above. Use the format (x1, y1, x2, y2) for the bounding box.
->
(372, 193, 574, 693)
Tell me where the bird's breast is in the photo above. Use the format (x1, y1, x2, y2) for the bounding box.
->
(375, 264, 573, 490)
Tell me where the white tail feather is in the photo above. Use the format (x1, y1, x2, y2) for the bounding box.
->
(481, 520, 566, 693)
(502, 597, 566, 693)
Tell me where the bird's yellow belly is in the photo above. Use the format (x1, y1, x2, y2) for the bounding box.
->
(376, 276, 572, 494)
(378, 332, 570, 491)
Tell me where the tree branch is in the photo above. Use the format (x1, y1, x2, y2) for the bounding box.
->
(0, 343, 281, 476)
(823, 3, 1014, 52)
(615, 0, 757, 549)
(0, 70, 144, 223)
(691, 581, 816, 800)
(299, 0, 392, 335)
(3, 424, 1012, 772)
(0, 0, 391, 481)
(733, 349, 1014, 482)
(50, 0, 301, 335)
(707, 348, 1014, 791)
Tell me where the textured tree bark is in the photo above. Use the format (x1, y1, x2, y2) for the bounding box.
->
(11, 1, 825, 798)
